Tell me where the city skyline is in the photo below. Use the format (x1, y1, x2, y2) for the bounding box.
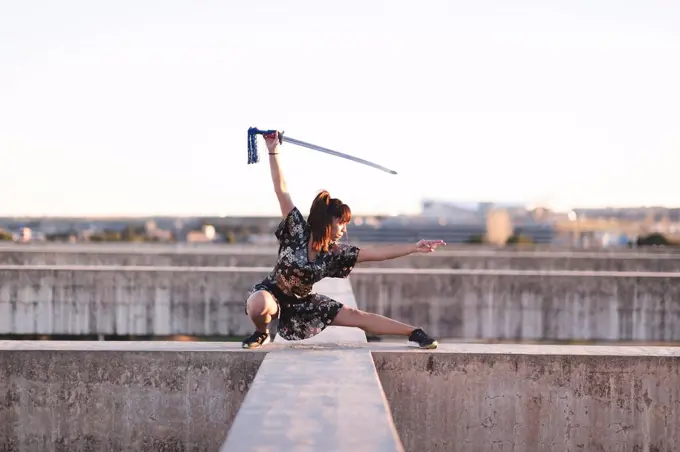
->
(2, 1, 679, 216)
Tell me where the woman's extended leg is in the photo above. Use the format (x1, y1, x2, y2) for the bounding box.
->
(331, 306, 438, 348)
(242, 290, 279, 348)
(331, 306, 415, 336)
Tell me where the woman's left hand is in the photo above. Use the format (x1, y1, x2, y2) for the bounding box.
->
(414, 239, 446, 253)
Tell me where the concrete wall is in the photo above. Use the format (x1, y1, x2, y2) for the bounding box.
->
(4, 245, 680, 271)
(0, 248, 278, 268)
(0, 343, 264, 452)
(221, 278, 405, 452)
(3, 342, 678, 452)
(0, 267, 269, 337)
(374, 348, 680, 452)
(3, 266, 680, 341)
(350, 269, 680, 342)
(3, 268, 680, 452)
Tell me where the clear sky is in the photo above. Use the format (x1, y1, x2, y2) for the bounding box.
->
(1, 0, 678, 217)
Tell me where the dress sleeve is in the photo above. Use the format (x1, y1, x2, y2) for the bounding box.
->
(274, 207, 306, 245)
(325, 243, 361, 278)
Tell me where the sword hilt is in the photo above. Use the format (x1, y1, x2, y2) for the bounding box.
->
(248, 127, 284, 144)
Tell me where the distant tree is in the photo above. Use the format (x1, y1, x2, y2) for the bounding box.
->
(225, 231, 237, 244)
(213, 225, 251, 243)
(46, 232, 73, 242)
(636, 233, 678, 247)
(90, 230, 123, 242)
(120, 225, 143, 242)
(506, 234, 534, 245)
(465, 234, 485, 244)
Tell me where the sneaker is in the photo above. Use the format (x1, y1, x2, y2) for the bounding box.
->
(242, 330, 271, 349)
(407, 328, 438, 349)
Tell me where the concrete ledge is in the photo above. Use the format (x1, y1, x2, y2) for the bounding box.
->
(3, 339, 679, 451)
(5, 264, 680, 450)
(4, 265, 680, 341)
(0, 343, 264, 452)
(0, 266, 271, 336)
(373, 344, 680, 452)
(6, 244, 680, 273)
(350, 271, 680, 342)
(221, 349, 404, 452)
(5, 264, 680, 277)
(221, 278, 405, 452)
(369, 342, 680, 356)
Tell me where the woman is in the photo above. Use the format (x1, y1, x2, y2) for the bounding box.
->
(242, 131, 445, 349)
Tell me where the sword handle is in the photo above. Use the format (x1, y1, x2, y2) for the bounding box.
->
(250, 128, 284, 145)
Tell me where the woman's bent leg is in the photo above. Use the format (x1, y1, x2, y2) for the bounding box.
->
(243, 290, 279, 349)
(246, 290, 278, 332)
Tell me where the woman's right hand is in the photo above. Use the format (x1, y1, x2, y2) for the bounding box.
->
(263, 131, 280, 154)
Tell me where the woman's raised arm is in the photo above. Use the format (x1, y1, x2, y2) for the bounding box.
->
(264, 131, 295, 218)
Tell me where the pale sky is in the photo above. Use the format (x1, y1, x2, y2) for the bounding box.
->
(1, 0, 679, 217)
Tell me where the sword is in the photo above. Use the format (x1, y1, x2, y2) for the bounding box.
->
(247, 127, 398, 175)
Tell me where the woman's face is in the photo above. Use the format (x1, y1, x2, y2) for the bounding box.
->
(331, 217, 348, 241)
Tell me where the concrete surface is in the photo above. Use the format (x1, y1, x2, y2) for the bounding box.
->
(5, 243, 680, 271)
(0, 342, 264, 452)
(0, 265, 270, 337)
(221, 278, 405, 452)
(221, 349, 404, 452)
(4, 265, 680, 342)
(373, 344, 680, 452)
(350, 269, 680, 342)
(369, 342, 680, 356)
(6, 258, 680, 451)
(3, 339, 679, 452)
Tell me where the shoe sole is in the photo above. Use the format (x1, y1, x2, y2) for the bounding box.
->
(242, 336, 271, 349)
(407, 340, 438, 349)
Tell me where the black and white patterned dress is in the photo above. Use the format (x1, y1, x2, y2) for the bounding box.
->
(246, 206, 361, 340)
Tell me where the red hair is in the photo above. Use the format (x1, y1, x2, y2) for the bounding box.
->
(308, 190, 351, 252)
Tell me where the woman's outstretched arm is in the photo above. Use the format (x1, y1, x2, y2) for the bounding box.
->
(264, 131, 295, 218)
(356, 240, 446, 263)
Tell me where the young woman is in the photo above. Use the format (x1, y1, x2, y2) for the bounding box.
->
(242, 131, 445, 349)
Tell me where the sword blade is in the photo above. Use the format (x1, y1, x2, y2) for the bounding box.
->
(281, 136, 398, 175)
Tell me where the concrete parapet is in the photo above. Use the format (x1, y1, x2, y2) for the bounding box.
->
(0, 265, 270, 337)
(220, 278, 405, 452)
(6, 253, 680, 451)
(373, 344, 680, 452)
(3, 266, 680, 342)
(3, 341, 678, 451)
(5, 244, 680, 271)
(0, 246, 278, 268)
(350, 268, 680, 342)
(0, 342, 264, 452)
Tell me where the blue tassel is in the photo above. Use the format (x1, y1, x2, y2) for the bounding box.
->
(247, 127, 279, 165)
(247, 127, 259, 164)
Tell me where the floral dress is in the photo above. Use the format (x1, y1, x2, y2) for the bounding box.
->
(246, 206, 361, 340)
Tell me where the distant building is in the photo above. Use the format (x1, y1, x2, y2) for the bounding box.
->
(486, 209, 513, 245)
(187, 225, 219, 243)
(13, 227, 33, 243)
(147, 229, 173, 242)
(420, 199, 482, 223)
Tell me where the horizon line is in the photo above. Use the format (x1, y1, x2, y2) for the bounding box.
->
(2, 203, 680, 220)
